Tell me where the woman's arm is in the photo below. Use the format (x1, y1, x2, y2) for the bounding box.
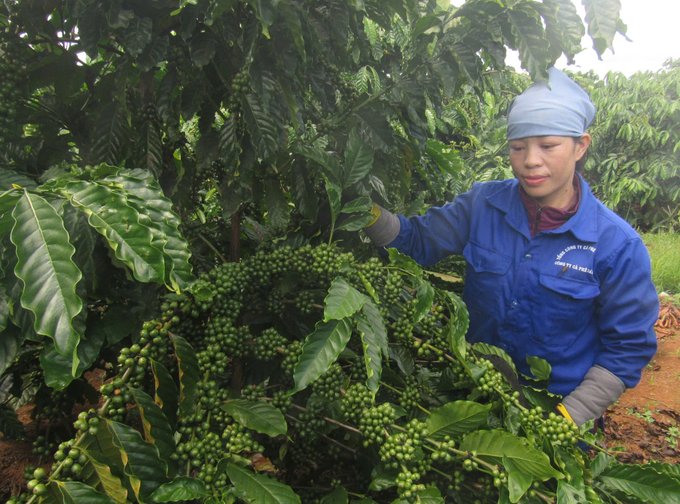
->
(562, 237, 658, 426)
(364, 187, 478, 267)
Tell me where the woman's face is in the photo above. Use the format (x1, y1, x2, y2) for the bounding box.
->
(509, 135, 591, 208)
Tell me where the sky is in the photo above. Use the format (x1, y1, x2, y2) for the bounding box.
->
(452, 0, 680, 77)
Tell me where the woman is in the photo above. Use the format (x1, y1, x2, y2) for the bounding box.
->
(364, 67, 658, 427)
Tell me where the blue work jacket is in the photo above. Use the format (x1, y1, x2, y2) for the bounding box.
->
(387, 175, 658, 397)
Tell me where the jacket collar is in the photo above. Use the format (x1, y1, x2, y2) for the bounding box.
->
(486, 174, 598, 243)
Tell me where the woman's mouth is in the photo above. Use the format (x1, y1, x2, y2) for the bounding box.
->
(524, 176, 548, 186)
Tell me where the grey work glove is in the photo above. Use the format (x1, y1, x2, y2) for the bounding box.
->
(561, 365, 626, 426)
(363, 205, 400, 247)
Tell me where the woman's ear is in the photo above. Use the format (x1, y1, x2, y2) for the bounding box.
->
(576, 133, 591, 160)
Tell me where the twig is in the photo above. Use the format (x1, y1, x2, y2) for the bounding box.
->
(197, 233, 228, 264)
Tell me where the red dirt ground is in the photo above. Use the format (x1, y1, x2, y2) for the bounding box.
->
(0, 330, 678, 500)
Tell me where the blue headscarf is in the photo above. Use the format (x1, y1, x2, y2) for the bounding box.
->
(506, 67, 596, 141)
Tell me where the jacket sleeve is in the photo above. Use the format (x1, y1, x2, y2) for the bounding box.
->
(385, 186, 476, 267)
(593, 236, 658, 389)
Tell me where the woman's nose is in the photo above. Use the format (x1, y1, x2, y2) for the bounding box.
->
(524, 144, 542, 167)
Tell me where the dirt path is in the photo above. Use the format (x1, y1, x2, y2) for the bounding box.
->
(603, 326, 680, 464)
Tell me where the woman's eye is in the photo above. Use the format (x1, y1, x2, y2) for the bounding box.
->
(542, 144, 556, 149)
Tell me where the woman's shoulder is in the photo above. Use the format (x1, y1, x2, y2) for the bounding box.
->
(592, 198, 642, 243)
(468, 178, 518, 200)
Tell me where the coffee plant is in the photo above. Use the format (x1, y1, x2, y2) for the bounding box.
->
(1, 0, 679, 503)
(572, 62, 680, 232)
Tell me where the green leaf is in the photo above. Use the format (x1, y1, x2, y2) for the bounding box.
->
(77, 321, 106, 372)
(290, 165, 317, 222)
(582, 0, 622, 57)
(42, 480, 117, 504)
(597, 462, 680, 504)
(108, 3, 135, 29)
(0, 191, 21, 238)
(426, 401, 491, 439)
(79, 449, 129, 504)
(222, 399, 287, 437)
(92, 102, 129, 167)
(320, 486, 347, 504)
(442, 291, 469, 363)
(60, 180, 166, 284)
(323, 175, 342, 228)
(124, 16, 153, 57)
(11, 191, 83, 373)
(139, 120, 164, 178)
(129, 387, 177, 475)
(189, 31, 216, 68)
(61, 203, 97, 292)
(0, 171, 38, 191)
(369, 462, 399, 491)
(335, 213, 375, 232)
(354, 107, 395, 153)
(149, 476, 209, 502)
(507, 5, 551, 81)
(459, 430, 563, 481)
(541, 0, 584, 63)
(243, 93, 279, 162)
(502, 454, 532, 503)
(387, 249, 423, 278)
(40, 320, 107, 389)
(356, 272, 380, 305)
(78, 6, 105, 59)
(343, 128, 374, 188)
(526, 355, 551, 381)
(340, 197, 372, 214)
(361, 299, 388, 358)
(389, 346, 414, 376)
(227, 462, 301, 504)
(589, 452, 613, 478)
(472, 343, 516, 373)
(291, 318, 352, 394)
(205, 0, 236, 25)
(413, 487, 443, 504)
(101, 305, 138, 346)
(78, 417, 125, 471)
(264, 179, 290, 229)
(280, 2, 305, 61)
(105, 418, 170, 500)
(644, 461, 680, 481)
(220, 115, 242, 170)
(151, 359, 179, 430)
(103, 171, 195, 291)
(553, 447, 586, 504)
(248, 0, 281, 33)
(355, 311, 384, 394)
(426, 140, 463, 177)
(414, 278, 434, 324)
(324, 277, 367, 322)
(0, 322, 23, 378)
(171, 334, 200, 418)
(136, 36, 169, 73)
(291, 145, 342, 183)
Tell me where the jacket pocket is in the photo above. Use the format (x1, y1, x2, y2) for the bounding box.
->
(463, 242, 513, 320)
(530, 273, 600, 348)
(463, 242, 513, 276)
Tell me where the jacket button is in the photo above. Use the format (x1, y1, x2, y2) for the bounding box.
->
(510, 300, 518, 308)
(524, 253, 532, 260)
